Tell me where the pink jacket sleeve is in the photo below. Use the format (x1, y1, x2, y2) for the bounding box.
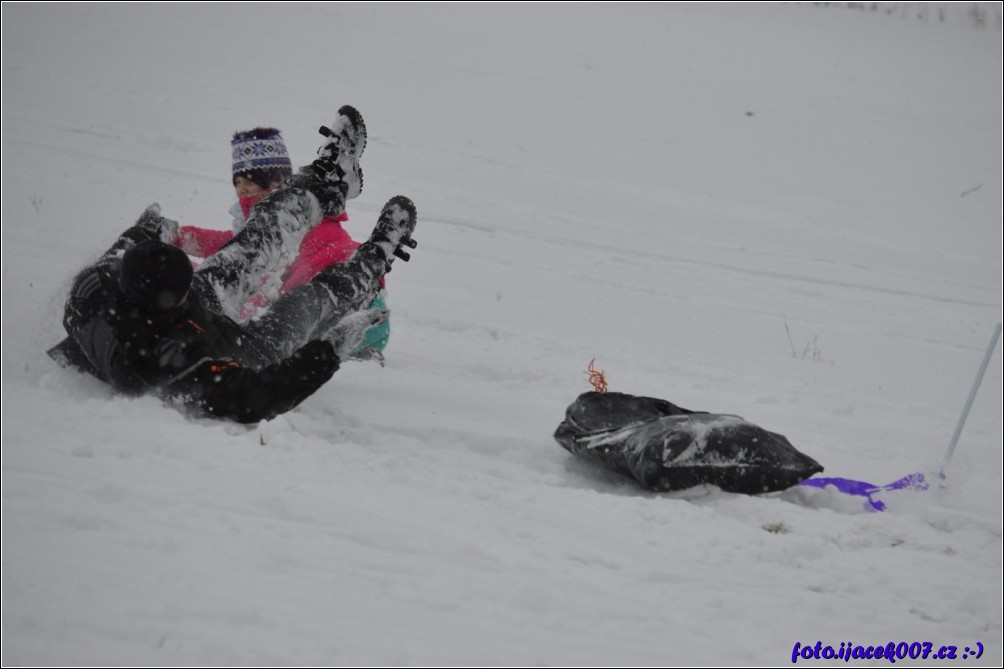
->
(177, 226, 234, 259)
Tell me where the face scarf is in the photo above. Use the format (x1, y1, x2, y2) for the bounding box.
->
(240, 191, 268, 220)
(232, 191, 269, 235)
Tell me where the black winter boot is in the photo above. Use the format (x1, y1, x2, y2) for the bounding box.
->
(300, 105, 367, 199)
(367, 196, 418, 269)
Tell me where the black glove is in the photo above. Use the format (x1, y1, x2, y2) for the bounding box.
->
(133, 203, 180, 243)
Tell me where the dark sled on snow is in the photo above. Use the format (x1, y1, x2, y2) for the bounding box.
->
(554, 392, 823, 495)
(47, 336, 96, 374)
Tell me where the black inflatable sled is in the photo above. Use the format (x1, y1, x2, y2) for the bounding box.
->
(47, 336, 95, 373)
(554, 392, 823, 494)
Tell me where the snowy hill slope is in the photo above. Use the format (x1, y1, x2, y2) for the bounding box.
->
(2, 3, 1001, 665)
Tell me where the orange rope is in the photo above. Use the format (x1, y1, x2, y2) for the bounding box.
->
(208, 361, 241, 374)
(586, 358, 608, 393)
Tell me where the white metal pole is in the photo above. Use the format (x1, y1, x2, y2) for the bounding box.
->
(941, 322, 1002, 477)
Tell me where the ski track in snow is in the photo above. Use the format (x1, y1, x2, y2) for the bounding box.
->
(2, 3, 1001, 666)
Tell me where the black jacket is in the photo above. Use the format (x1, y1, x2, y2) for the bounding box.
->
(51, 222, 339, 423)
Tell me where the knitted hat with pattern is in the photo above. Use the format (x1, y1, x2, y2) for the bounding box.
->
(231, 127, 293, 188)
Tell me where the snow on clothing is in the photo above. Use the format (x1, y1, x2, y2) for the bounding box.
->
(176, 192, 390, 352)
(52, 175, 405, 423)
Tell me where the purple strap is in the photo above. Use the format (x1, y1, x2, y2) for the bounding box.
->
(798, 473, 928, 511)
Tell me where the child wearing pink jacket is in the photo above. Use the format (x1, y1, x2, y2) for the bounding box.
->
(175, 128, 389, 356)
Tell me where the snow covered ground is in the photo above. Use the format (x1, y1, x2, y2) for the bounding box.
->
(2, 3, 1001, 665)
